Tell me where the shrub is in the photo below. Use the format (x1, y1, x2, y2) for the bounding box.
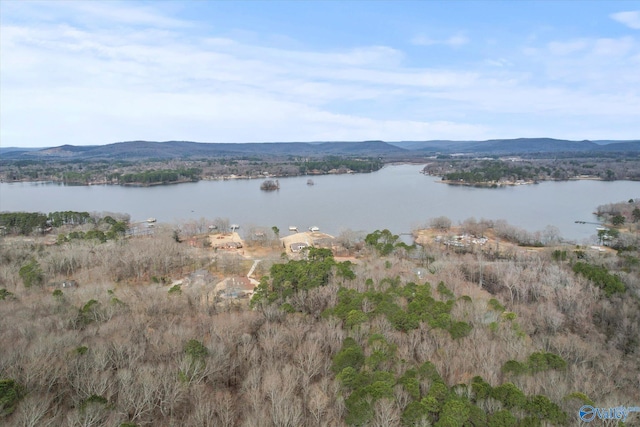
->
(488, 298, 505, 312)
(0, 289, 15, 301)
(436, 399, 470, 427)
(344, 390, 374, 426)
(501, 352, 567, 375)
(449, 321, 473, 339)
(488, 409, 517, 427)
(502, 360, 527, 375)
(552, 250, 567, 261)
(437, 281, 455, 299)
(401, 401, 429, 426)
(491, 383, 526, 409)
(0, 379, 24, 417)
(563, 392, 594, 406)
(526, 395, 567, 424)
(79, 394, 108, 411)
(184, 339, 208, 360)
(332, 338, 364, 373)
(346, 309, 368, 328)
(398, 370, 421, 400)
(572, 262, 626, 297)
(19, 259, 44, 288)
(471, 376, 492, 401)
(75, 299, 101, 327)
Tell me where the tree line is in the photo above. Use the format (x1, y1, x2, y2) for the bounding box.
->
(116, 168, 201, 185)
(297, 157, 383, 174)
(424, 158, 640, 185)
(1, 156, 385, 186)
(0, 211, 129, 239)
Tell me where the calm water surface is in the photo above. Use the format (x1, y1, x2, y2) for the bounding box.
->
(2, 164, 639, 243)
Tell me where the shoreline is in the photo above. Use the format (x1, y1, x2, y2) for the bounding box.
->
(4, 168, 638, 187)
(437, 179, 537, 188)
(433, 175, 622, 188)
(0, 168, 375, 187)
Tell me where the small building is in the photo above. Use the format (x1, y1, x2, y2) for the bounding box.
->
(218, 276, 255, 299)
(183, 269, 215, 287)
(290, 242, 309, 253)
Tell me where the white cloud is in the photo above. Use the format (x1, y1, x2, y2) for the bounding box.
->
(2, 0, 190, 29)
(548, 39, 589, 55)
(2, 1, 640, 146)
(411, 33, 469, 47)
(611, 10, 640, 29)
(593, 36, 634, 56)
(528, 34, 640, 91)
(484, 58, 513, 67)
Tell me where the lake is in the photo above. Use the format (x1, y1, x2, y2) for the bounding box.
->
(1, 164, 639, 243)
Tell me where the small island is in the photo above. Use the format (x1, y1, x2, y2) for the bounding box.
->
(260, 179, 280, 191)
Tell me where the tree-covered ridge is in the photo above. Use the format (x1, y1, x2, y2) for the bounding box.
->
(325, 279, 472, 338)
(251, 249, 590, 426)
(251, 247, 355, 307)
(0, 211, 129, 245)
(333, 336, 568, 426)
(249, 253, 581, 426)
(117, 168, 201, 185)
(297, 156, 383, 174)
(0, 212, 49, 235)
(365, 229, 416, 255)
(0, 211, 95, 235)
(442, 161, 539, 184)
(424, 158, 640, 185)
(502, 352, 567, 376)
(1, 154, 385, 186)
(572, 262, 626, 297)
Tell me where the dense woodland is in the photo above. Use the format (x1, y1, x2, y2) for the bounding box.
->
(4, 154, 640, 188)
(0, 206, 639, 426)
(0, 157, 383, 186)
(423, 158, 640, 185)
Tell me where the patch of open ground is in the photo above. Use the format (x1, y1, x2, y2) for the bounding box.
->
(209, 232, 243, 249)
(280, 231, 335, 254)
(415, 227, 502, 250)
(415, 226, 616, 256)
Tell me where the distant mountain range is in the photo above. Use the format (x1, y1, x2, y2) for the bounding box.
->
(1, 138, 639, 161)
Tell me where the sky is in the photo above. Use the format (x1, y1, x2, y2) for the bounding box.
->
(1, 1, 639, 148)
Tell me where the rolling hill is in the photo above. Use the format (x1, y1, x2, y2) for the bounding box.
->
(2, 138, 639, 161)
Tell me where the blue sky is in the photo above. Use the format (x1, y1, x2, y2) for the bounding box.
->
(1, 1, 639, 147)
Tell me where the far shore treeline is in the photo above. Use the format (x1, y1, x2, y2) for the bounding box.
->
(2, 139, 640, 187)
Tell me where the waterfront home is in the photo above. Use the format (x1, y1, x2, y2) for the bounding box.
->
(290, 242, 309, 253)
